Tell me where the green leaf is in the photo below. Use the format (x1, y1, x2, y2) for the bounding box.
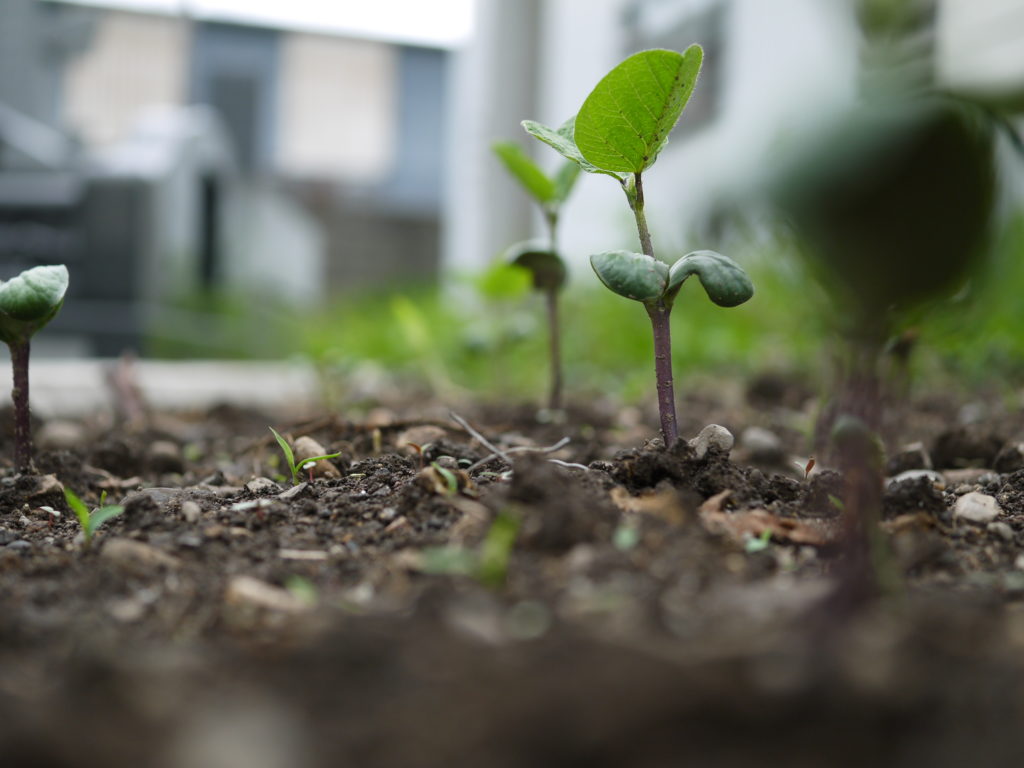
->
(89, 505, 123, 532)
(666, 250, 754, 307)
(63, 487, 91, 531)
(574, 47, 703, 174)
(269, 427, 298, 482)
(0, 264, 69, 344)
(476, 259, 532, 300)
(505, 241, 567, 293)
(492, 141, 557, 204)
(589, 250, 668, 303)
(477, 510, 520, 589)
(431, 462, 459, 496)
(552, 159, 582, 203)
(522, 117, 625, 181)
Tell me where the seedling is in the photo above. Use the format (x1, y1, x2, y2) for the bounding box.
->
(64, 487, 123, 545)
(269, 427, 341, 486)
(493, 141, 581, 409)
(523, 48, 753, 445)
(0, 265, 69, 472)
(419, 509, 521, 589)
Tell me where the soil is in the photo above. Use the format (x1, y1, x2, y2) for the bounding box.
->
(3, 376, 1024, 767)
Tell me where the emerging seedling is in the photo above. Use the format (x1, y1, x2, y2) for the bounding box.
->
(523, 48, 753, 445)
(493, 141, 581, 410)
(64, 487, 123, 546)
(0, 265, 69, 472)
(269, 427, 341, 486)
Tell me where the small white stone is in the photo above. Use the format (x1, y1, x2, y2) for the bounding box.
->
(887, 469, 945, 488)
(953, 492, 1001, 524)
(987, 521, 1015, 542)
(180, 501, 202, 523)
(245, 477, 279, 495)
(689, 424, 735, 460)
(740, 426, 784, 463)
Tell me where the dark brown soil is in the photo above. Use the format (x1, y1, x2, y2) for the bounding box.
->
(2, 384, 1024, 767)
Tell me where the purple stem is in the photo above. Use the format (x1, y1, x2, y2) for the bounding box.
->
(545, 289, 563, 411)
(9, 340, 33, 473)
(645, 302, 678, 446)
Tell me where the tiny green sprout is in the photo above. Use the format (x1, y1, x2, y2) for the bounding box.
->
(269, 427, 341, 485)
(431, 461, 459, 496)
(744, 528, 773, 554)
(493, 140, 581, 411)
(64, 487, 123, 545)
(523, 48, 753, 445)
(418, 509, 521, 589)
(0, 265, 69, 472)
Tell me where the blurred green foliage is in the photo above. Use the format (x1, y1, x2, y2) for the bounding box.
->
(144, 213, 1024, 404)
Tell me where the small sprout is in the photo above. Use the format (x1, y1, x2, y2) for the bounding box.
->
(418, 510, 521, 589)
(284, 575, 318, 607)
(431, 461, 459, 496)
(744, 528, 773, 554)
(524, 49, 753, 445)
(797, 457, 816, 480)
(0, 265, 69, 473)
(269, 427, 341, 485)
(613, 522, 641, 551)
(64, 487, 123, 546)
(493, 139, 581, 411)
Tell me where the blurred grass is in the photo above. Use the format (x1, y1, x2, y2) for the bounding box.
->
(146, 213, 1024, 405)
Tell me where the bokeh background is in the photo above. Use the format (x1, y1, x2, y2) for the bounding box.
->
(1, 0, 1022, 406)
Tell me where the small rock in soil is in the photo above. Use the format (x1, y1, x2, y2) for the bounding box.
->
(5, 540, 30, 552)
(886, 442, 933, 475)
(994, 443, 1024, 474)
(739, 427, 785, 465)
(180, 500, 202, 523)
(36, 419, 86, 450)
(943, 468, 993, 487)
(953, 492, 1001, 524)
(276, 482, 309, 501)
(987, 522, 1015, 542)
(689, 424, 734, 461)
(224, 576, 307, 613)
(148, 440, 184, 474)
(888, 469, 944, 487)
(246, 477, 279, 495)
(101, 538, 181, 574)
(932, 427, 1003, 469)
(292, 436, 342, 479)
(121, 487, 180, 509)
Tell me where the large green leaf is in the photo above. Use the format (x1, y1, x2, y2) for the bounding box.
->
(574, 47, 703, 174)
(589, 250, 668, 303)
(0, 264, 69, 344)
(492, 141, 557, 204)
(521, 117, 625, 181)
(666, 250, 754, 307)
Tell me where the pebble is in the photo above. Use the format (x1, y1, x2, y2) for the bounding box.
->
(739, 427, 784, 464)
(953, 492, 1002, 524)
(378, 507, 398, 522)
(1016, 554, 1024, 571)
(886, 442, 932, 474)
(37, 420, 86, 450)
(224, 576, 307, 613)
(887, 469, 945, 488)
(101, 538, 181, 573)
(245, 477, 279, 495)
(292, 436, 342, 479)
(396, 425, 446, 452)
(276, 482, 309, 502)
(28, 474, 64, 500)
(987, 522, 1015, 542)
(689, 424, 734, 460)
(6, 540, 30, 551)
(120, 487, 180, 508)
(180, 500, 202, 523)
(148, 440, 185, 474)
(994, 443, 1024, 474)
(943, 468, 993, 486)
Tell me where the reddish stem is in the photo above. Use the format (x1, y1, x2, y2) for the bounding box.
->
(645, 302, 678, 446)
(9, 340, 33, 473)
(545, 290, 563, 411)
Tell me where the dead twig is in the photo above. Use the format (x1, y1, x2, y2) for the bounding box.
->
(450, 412, 513, 466)
(467, 436, 571, 473)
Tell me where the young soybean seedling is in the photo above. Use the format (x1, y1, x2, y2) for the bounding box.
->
(0, 265, 69, 472)
(492, 142, 581, 410)
(64, 487, 123, 546)
(523, 48, 753, 446)
(269, 427, 342, 485)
